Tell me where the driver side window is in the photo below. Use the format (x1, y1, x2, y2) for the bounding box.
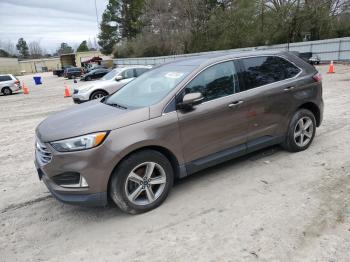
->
(183, 61, 239, 102)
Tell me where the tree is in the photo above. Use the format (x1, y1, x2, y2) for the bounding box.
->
(77, 40, 89, 52)
(0, 49, 10, 57)
(101, 0, 350, 58)
(56, 42, 74, 55)
(16, 38, 29, 58)
(98, 0, 122, 55)
(0, 40, 17, 56)
(29, 41, 43, 59)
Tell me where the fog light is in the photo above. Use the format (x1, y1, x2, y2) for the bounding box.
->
(52, 172, 89, 188)
(80, 176, 89, 188)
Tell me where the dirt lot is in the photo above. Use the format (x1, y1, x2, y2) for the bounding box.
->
(0, 65, 350, 261)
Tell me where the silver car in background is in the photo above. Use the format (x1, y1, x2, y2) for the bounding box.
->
(0, 74, 21, 96)
(72, 65, 151, 103)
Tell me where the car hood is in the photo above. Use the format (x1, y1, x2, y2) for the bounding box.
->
(36, 100, 150, 142)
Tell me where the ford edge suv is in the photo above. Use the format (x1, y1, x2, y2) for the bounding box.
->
(35, 51, 323, 214)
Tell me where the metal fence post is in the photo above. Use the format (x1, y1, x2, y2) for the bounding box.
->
(338, 40, 342, 61)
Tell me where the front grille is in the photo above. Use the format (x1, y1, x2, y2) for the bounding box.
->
(36, 139, 52, 165)
(73, 89, 78, 94)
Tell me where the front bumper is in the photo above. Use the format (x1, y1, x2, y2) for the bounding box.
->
(34, 138, 113, 207)
(35, 161, 108, 207)
(72, 92, 89, 104)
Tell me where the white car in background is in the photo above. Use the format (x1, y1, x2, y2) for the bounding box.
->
(72, 65, 151, 103)
(0, 74, 21, 96)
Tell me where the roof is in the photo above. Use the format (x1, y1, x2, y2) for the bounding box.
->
(169, 50, 285, 67)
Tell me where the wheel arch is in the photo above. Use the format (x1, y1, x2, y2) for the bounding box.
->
(89, 89, 109, 100)
(1, 86, 12, 94)
(107, 145, 182, 196)
(298, 102, 321, 127)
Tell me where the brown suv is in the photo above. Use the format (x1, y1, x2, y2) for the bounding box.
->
(35, 51, 323, 214)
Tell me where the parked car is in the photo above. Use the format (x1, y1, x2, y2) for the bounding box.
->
(35, 51, 323, 214)
(80, 68, 111, 81)
(64, 67, 82, 79)
(309, 55, 321, 65)
(72, 65, 150, 103)
(53, 65, 74, 77)
(0, 74, 21, 96)
(85, 64, 106, 73)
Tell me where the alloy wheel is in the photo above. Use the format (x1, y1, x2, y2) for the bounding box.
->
(125, 162, 167, 206)
(294, 116, 314, 147)
(92, 93, 105, 99)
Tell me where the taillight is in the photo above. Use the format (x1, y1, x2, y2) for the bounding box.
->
(313, 73, 322, 83)
(15, 80, 20, 84)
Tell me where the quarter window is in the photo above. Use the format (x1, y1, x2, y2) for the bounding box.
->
(183, 61, 239, 102)
(241, 56, 300, 90)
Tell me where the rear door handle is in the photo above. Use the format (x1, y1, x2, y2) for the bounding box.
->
(284, 86, 295, 91)
(228, 100, 244, 108)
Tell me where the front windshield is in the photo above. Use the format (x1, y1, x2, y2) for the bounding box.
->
(105, 64, 195, 108)
(102, 68, 123, 80)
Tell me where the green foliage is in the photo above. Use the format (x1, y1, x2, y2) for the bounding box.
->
(77, 40, 89, 52)
(0, 49, 10, 57)
(56, 43, 74, 55)
(16, 38, 29, 58)
(98, 0, 350, 58)
(98, 0, 122, 55)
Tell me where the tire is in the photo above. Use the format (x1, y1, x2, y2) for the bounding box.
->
(2, 87, 12, 96)
(86, 76, 92, 81)
(282, 109, 316, 152)
(109, 150, 174, 214)
(90, 90, 108, 100)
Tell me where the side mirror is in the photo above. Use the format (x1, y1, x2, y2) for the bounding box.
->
(115, 75, 123, 81)
(178, 92, 204, 110)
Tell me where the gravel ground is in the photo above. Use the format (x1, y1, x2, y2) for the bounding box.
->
(0, 65, 349, 262)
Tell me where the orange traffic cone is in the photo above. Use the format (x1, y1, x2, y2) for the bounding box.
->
(327, 60, 335, 74)
(64, 83, 71, 98)
(22, 83, 29, 94)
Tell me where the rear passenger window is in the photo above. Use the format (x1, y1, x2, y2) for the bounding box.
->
(0, 75, 12, 81)
(183, 61, 239, 102)
(241, 56, 300, 90)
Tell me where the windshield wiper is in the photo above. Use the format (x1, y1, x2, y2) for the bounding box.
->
(106, 102, 127, 110)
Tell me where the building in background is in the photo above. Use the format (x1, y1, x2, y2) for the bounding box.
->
(19, 58, 61, 74)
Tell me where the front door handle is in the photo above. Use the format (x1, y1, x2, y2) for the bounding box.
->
(228, 100, 244, 108)
(284, 86, 295, 91)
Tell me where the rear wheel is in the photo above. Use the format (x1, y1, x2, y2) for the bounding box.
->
(109, 150, 174, 214)
(283, 109, 316, 152)
(2, 87, 12, 96)
(90, 90, 108, 100)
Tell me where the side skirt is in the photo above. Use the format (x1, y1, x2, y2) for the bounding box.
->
(183, 136, 283, 176)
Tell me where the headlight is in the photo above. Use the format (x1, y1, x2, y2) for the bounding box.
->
(50, 132, 108, 152)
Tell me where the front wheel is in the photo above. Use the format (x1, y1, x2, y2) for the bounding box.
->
(90, 90, 108, 100)
(109, 150, 174, 214)
(283, 109, 316, 152)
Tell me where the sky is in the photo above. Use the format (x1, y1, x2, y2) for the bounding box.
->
(0, 0, 109, 54)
